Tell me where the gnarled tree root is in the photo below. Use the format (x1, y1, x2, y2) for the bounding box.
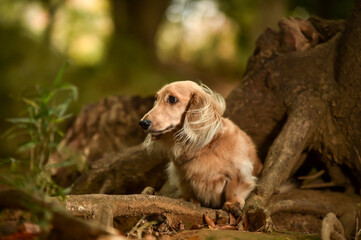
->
(244, 94, 324, 228)
(65, 194, 230, 229)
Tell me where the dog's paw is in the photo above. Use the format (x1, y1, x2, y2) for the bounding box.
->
(222, 201, 244, 218)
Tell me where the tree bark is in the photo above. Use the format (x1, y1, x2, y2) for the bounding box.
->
(333, 0, 361, 175)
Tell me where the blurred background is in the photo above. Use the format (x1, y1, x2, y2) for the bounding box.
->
(0, 0, 353, 157)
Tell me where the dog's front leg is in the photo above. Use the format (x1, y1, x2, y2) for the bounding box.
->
(223, 178, 255, 217)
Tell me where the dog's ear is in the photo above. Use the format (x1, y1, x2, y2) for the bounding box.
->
(175, 85, 225, 152)
(185, 84, 225, 127)
(184, 93, 206, 128)
(199, 84, 226, 116)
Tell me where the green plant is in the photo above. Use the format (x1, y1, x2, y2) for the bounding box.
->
(0, 62, 78, 200)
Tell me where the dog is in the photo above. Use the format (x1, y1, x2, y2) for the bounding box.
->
(139, 81, 262, 213)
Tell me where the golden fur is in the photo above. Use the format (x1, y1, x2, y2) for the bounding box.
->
(140, 81, 262, 209)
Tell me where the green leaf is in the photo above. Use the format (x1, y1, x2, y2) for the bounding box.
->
(56, 129, 65, 137)
(54, 61, 69, 86)
(55, 99, 71, 117)
(44, 91, 59, 105)
(42, 89, 54, 104)
(1, 126, 22, 139)
(22, 98, 39, 109)
(43, 83, 78, 104)
(17, 141, 38, 153)
(55, 83, 78, 101)
(54, 113, 73, 123)
(44, 160, 76, 170)
(7, 118, 35, 124)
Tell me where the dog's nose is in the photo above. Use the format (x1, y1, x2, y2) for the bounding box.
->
(139, 119, 151, 130)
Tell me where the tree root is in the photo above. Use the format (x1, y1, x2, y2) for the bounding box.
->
(268, 199, 333, 216)
(321, 212, 346, 240)
(65, 194, 230, 229)
(3, 189, 358, 239)
(244, 94, 324, 227)
(70, 145, 168, 195)
(245, 208, 275, 232)
(0, 190, 123, 240)
(269, 189, 361, 238)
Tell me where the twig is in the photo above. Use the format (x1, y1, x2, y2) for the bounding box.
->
(137, 220, 157, 239)
(298, 169, 325, 180)
(301, 181, 336, 189)
(127, 216, 146, 238)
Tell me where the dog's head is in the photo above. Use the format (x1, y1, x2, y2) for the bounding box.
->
(139, 81, 225, 152)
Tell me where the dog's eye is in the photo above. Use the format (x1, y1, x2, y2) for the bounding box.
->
(168, 95, 178, 104)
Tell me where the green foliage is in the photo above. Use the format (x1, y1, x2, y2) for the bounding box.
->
(0, 62, 77, 201)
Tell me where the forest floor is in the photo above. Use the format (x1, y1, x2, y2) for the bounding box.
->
(167, 229, 319, 240)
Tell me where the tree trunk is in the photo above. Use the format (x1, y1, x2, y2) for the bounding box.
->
(108, 0, 170, 61)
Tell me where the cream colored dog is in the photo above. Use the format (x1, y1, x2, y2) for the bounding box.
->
(139, 81, 262, 213)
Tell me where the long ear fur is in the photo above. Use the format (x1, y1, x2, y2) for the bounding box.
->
(173, 84, 225, 158)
